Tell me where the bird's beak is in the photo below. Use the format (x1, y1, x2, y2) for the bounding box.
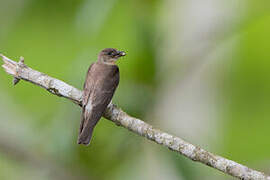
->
(117, 51, 126, 57)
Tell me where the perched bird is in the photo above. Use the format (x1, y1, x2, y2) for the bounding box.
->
(77, 48, 126, 145)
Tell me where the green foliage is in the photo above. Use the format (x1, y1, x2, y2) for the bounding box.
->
(0, 0, 270, 179)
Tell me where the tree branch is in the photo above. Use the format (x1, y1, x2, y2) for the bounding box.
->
(1, 54, 269, 180)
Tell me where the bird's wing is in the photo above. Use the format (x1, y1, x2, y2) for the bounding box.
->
(82, 64, 94, 106)
(78, 63, 94, 135)
(78, 63, 119, 145)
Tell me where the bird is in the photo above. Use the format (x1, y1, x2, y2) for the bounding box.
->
(77, 48, 126, 145)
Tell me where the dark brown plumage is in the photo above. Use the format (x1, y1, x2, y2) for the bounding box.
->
(77, 48, 125, 145)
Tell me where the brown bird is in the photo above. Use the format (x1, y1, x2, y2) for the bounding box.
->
(77, 48, 126, 145)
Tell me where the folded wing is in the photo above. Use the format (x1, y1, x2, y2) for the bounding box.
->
(78, 62, 119, 145)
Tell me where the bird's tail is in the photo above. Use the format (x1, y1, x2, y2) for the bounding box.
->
(77, 108, 101, 146)
(77, 109, 94, 145)
(77, 104, 104, 146)
(77, 114, 96, 145)
(77, 128, 94, 145)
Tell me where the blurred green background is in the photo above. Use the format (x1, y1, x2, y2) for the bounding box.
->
(0, 0, 269, 179)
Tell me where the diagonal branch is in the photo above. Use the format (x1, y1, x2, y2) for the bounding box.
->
(1, 54, 269, 180)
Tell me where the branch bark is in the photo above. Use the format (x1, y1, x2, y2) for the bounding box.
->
(1, 54, 269, 180)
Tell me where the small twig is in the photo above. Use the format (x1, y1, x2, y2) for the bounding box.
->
(1, 54, 269, 180)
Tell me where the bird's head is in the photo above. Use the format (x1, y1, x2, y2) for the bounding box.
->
(98, 48, 126, 64)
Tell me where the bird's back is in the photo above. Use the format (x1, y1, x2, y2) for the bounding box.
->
(78, 62, 119, 145)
